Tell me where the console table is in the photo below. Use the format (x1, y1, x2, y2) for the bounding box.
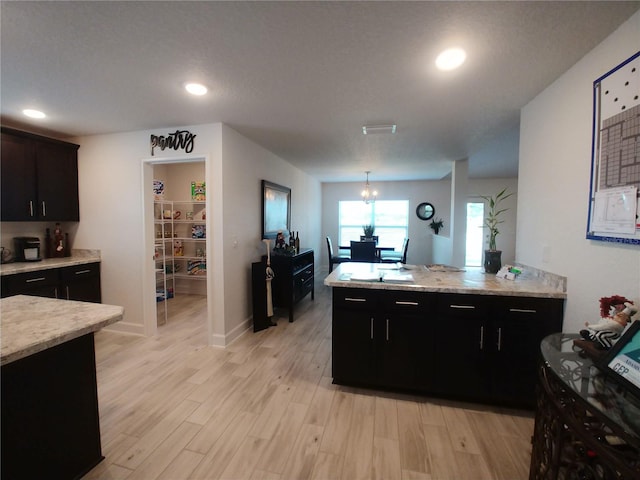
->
(530, 333, 640, 479)
(265, 248, 314, 322)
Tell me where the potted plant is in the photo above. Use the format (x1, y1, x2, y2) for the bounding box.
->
(362, 224, 375, 239)
(429, 218, 444, 235)
(480, 188, 514, 273)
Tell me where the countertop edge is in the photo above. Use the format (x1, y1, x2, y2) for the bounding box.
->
(1, 296, 123, 366)
(0, 249, 101, 276)
(323, 279, 567, 299)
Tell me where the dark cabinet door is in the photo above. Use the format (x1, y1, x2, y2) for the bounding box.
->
(433, 294, 492, 399)
(35, 141, 80, 221)
(377, 313, 431, 389)
(0, 128, 79, 222)
(332, 309, 376, 384)
(378, 291, 435, 389)
(490, 298, 565, 406)
(0, 133, 37, 221)
(60, 263, 101, 303)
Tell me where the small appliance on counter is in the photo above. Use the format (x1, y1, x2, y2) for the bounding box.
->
(13, 237, 42, 262)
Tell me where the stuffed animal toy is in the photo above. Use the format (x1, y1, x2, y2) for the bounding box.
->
(580, 295, 638, 349)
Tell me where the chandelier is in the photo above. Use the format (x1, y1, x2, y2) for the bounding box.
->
(361, 171, 377, 204)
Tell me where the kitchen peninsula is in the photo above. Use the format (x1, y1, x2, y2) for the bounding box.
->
(324, 263, 566, 407)
(1, 294, 124, 480)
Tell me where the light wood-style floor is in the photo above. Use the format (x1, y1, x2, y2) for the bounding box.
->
(86, 276, 535, 480)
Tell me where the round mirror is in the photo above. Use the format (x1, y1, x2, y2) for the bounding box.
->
(416, 202, 435, 221)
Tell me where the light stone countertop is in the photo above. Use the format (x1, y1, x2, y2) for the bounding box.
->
(0, 249, 101, 276)
(324, 263, 567, 299)
(1, 295, 124, 366)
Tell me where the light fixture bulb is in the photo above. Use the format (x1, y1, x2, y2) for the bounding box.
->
(185, 83, 208, 96)
(435, 48, 466, 71)
(22, 109, 46, 119)
(361, 171, 377, 204)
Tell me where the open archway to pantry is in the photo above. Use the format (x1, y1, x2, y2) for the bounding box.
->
(147, 158, 208, 332)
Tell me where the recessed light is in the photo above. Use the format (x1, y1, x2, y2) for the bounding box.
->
(22, 109, 46, 119)
(435, 48, 466, 71)
(185, 83, 208, 96)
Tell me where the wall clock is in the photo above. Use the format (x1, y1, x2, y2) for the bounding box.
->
(416, 202, 435, 220)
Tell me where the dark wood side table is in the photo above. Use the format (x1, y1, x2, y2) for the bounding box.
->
(264, 248, 314, 322)
(530, 334, 640, 479)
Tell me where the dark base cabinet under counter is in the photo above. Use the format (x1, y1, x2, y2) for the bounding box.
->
(264, 248, 314, 322)
(1, 260, 101, 303)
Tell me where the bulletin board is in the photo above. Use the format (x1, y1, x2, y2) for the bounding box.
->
(586, 51, 640, 245)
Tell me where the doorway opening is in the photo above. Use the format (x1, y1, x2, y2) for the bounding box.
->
(465, 202, 484, 267)
(141, 155, 209, 338)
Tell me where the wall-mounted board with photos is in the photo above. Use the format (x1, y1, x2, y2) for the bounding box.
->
(586, 51, 640, 245)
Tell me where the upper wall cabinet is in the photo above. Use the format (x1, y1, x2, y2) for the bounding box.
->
(1, 127, 80, 221)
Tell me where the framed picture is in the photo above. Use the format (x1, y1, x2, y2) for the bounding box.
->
(262, 180, 291, 239)
(599, 320, 640, 398)
(586, 51, 640, 245)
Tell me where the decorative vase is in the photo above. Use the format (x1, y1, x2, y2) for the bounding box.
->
(484, 250, 502, 274)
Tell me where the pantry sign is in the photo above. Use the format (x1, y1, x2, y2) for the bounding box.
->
(150, 129, 196, 156)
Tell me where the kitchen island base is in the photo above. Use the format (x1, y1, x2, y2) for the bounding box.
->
(1, 333, 103, 480)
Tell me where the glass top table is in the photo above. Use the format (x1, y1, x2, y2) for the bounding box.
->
(530, 333, 640, 479)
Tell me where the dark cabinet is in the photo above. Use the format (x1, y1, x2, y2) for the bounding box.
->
(332, 288, 435, 390)
(1, 262, 102, 303)
(1, 269, 60, 299)
(1, 127, 79, 221)
(433, 294, 564, 407)
(433, 294, 491, 398)
(331, 287, 565, 408)
(267, 248, 314, 322)
(60, 263, 102, 303)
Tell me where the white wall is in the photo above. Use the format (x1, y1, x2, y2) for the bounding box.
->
(73, 122, 320, 344)
(320, 177, 517, 270)
(517, 10, 640, 333)
(220, 124, 321, 339)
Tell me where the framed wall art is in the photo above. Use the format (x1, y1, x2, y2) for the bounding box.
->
(586, 51, 640, 245)
(262, 180, 291, 239)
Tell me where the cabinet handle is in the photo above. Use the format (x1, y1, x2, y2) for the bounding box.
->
(395, 301, 418, 306)
(66, 286, 70, 300)
(509, 308, 537, 313)
(41, 201, 46, 217)
(479, 326, 484, 350)
(497, 327, 502, 351)
(74, 269, 92, 275)
(26, 277, 46, 283)
(54, 287, 58, 299)
(29, 200, 34, 217)
(386, 318, 390, 341)
(345, 297, 367, 302)
(370, 317, 374, 340)
(450, 304, 476, 309)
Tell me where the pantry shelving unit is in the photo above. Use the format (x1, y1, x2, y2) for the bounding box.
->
(170, 200, 207, 283)
(154, 199, 175, 324)
(154, 199, 207, 323)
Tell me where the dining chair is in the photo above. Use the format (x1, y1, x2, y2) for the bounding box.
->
(380, 238, 410, 264)
(327, 236, 350, 272)
(350, 240, 377, 263)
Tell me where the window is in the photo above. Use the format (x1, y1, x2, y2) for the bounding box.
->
(338, 200, 409, 249)
(465, 202, 484, 266)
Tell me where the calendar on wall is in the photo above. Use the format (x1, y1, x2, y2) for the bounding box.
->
(587, 51, 640, 245)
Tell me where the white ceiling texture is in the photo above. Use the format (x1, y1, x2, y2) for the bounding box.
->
(1, 1, 638, 182)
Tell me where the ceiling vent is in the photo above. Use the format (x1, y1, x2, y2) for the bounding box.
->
(362, 124, 397, 135)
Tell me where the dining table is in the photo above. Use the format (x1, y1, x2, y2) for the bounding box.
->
(339, 244, 396, 260)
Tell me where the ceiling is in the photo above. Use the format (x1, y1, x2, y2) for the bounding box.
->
(1, 1, 638, 182)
